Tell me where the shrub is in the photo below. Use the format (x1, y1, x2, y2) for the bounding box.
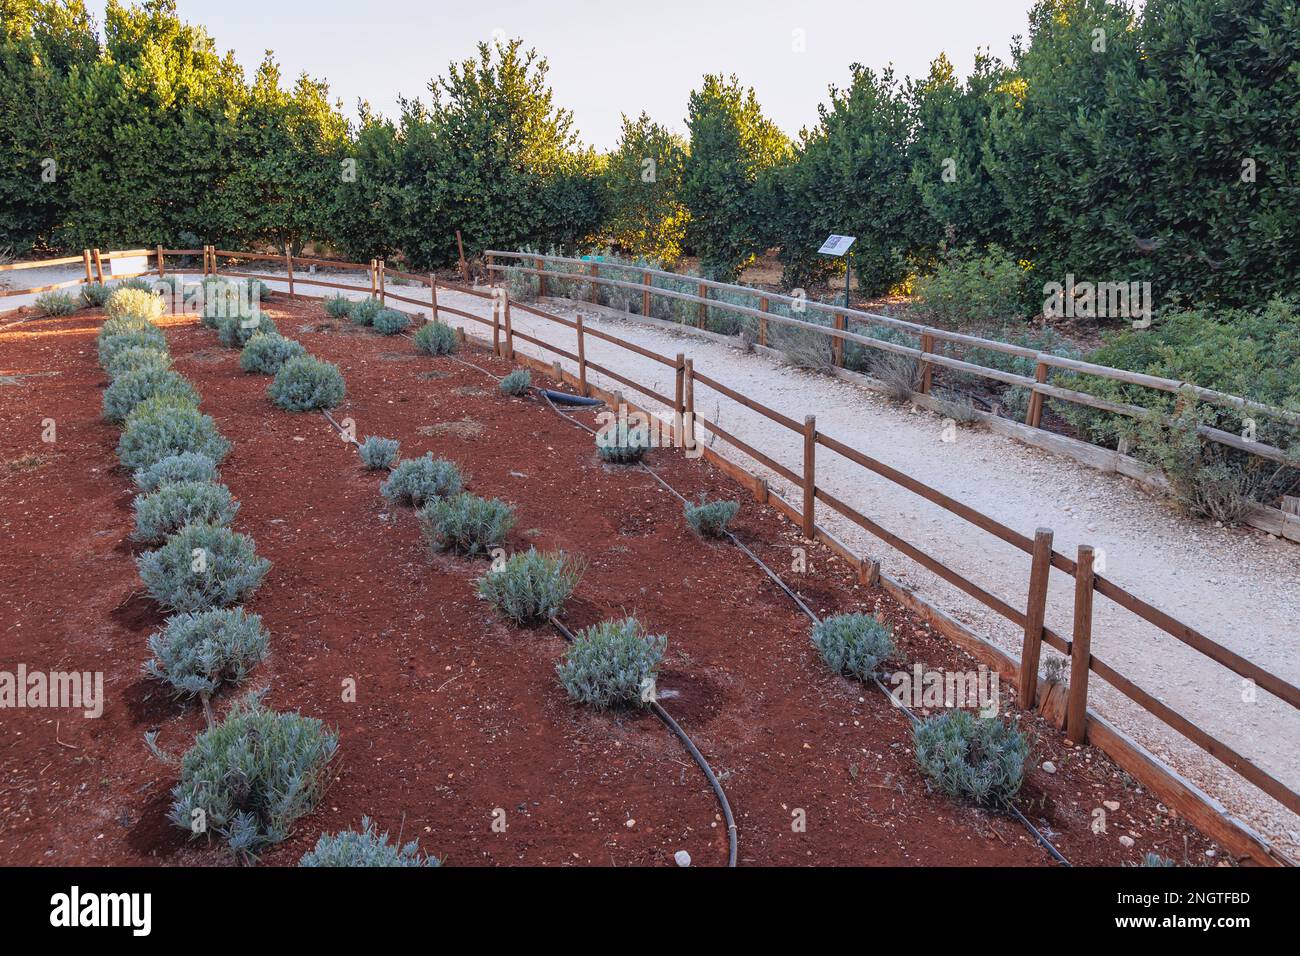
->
(35, 291, 77, 316)
(133, 481, 239, 544)
(413, 320, 458, 355)
(372, 308, 411, 335)
(499, 369, 531, 396)
(380, 453, 463, 507)
(811, 613, 895, 681)
(137, 522, 270, 612)
(478, 547, 583, 625)
(80, 282, 112, 307)
(913, 709, 1029, 808)
(684, 496, 739, 538)
(239, 333, 306, 375)
(596, 421, 651, 463)
(144, 607, 270, 701)
(217, 312, 279, 348)
(912, 244, 1032, 329)
(268, 355, 346, 411)
(556, 616, 666, 709)
(133, 452, 220, 492)
(358, 436, 400, 470)
(299, 817, 439, 867)
(322, 293, 352, 318)
(163, 691, 337, 861)
(98, 327, 167, 370)
(1136, 853, 1176, 867)
(102, 367, 199, 423)
(98, 313, 157, 342)
(348, 296, 382, 326)
(420, 493, 515, 556)
(117, 401, 231, 472)
(103, 345, 171, 380)
(105, 286, 164, 322)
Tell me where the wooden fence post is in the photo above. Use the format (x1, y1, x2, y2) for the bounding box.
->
(486, 253, 494, 289)
(378, 258, 387, 305)
(1026, 361, 1049, 427)
(759, 297, 769, 348)
(697, 281, 707, 329)
(430, 275, 439, 323)
(575, 313, 588, 396)
(802, 415, 816, 539)
(156, 244, 165, 278)
(1018, 528, 1055, 707)
(492, 290, 502, 356)
(1067, 545, 1096, 744)
(919, 332, 935, 395)
(684, 358, 696, 451)
(456, 231, 469, 284)
(92, 248, 104, 283)
(537, 256, 546, 298)
(642, 270, 651, 317)
(503, 290, 514, 361)
(589, 261, 598, 303)
(82, 249, 93, 284)
(368, 259, 377, 297)
(674, 353, 686, 443)
(285, 246, 295, 296)
(832, 313, 846, 367)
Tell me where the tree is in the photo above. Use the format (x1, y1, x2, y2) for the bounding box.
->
(603, 112, 688, 263)
(329, 102, 402, 262)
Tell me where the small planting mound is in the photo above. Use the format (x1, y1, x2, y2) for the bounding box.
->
(420, 492, 515, 555)
(413, 320, 458, 355)
(556, 616, 666, 710)
(217, 312, 279, 348)
(349, 296, 382, 326)
(164, 692, 337, 861)
(102, 367, 198, 423)
(478, 547, 583, 625)
(596, 422, 651, 464)
(80, 282, 112, 307)
(133, 481, 239, 544)
(322, 293, 352, 318)
(105, 287, 164, 322)
(98, 327, 167, 370)
(118, 401, 230, 472)
(239, 333, 306, 375)
(372, 308, 411, 335)
(811, 613, 895, 681)
(913, 709, 1029, 808)
(134, 451, 220, 493)
(299, 817, 440, 867)
(268, 355, 346, 411)
(35, 291, 77, 316)
(380, 453, 463, 507)
(103, 345, 171, 380)
(358, 436, 400, 470)
(684, 496, 739, 538)
(499, 369, 531, 396)
(137, 522, 270, 612)
(144, 607, 269, 701)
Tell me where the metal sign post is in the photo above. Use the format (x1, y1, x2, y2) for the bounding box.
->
(818, 234, 856, 308)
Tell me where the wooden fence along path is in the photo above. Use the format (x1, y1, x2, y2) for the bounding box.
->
(3, 245, 1295, 865)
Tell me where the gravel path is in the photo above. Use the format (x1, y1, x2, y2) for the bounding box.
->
(9, 265, 1297, 856)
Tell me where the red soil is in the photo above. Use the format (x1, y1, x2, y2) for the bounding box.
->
(0, 299, 1220, 866)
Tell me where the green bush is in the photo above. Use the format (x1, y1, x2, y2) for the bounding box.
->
(105, 287, 164, 322)
(98, 313, 156, 342)
(380, 454, 463, 507)
(413, 320, 458, 355)
(217, 312, 279, 348)
(299, 816, 439, 867)
(103, 345, 171, 380)
(913, 709, 1029, 808)
(164, 692, 337, 861)
(596, 421, 651, 463)
(322, 293, 352, 318)
(499, 369, 531, 396)
(372, 308, 410, 335)
(98, 327, 167, 370)
(348, 296, 382, 326)
(239, 333, 306, 375)
(268, 355, 346, 411)
(478, 547, 583, 625)
(144, 607, 269, 700)
(912, 244, 1032, 328)
(358, 436, 399, 470)
(420, 492, 515, 556)
(811, 613, 895, 681)
(555, 616, 666, 709)
(117, 401, 231, 472)
(35, 291, 77, 316)
(80, 282, 113, 307)
(133, 481, 239, 544)
(684, 496, 739, 538)
(133, 452, 220, 492)
(102, 367, 199, 423)
(137, 522, 270, 612)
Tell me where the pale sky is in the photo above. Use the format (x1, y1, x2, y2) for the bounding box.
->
(90, 0, 1041, 148)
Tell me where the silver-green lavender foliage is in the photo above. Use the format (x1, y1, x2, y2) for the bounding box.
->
(137, 522, 270, 612)
(380, 453, 463, 507)
(912, 709, 1029, 808)
(80, 282, 113, 307)
(267, 354, 346, 411)
(556, 617, 666, 710)
(217, 312, 279, 348)
(239, 333, 306, 374)
(165, 691, 337, 861)
(133, 452, 219, 492)
(299, 816, 440, 867)
(811, 613, 895, 681)
(683, 496, 739, 538)
(322, 293, 352, 318)
(117, 401, 231, 471)
(102, 367, 199, 423)
(477, 547, 583, 625)
(596, 421, 651, 463)
(144, 607, 269, 699)
(132, 481, 239, 544)
(348, 296, 382, 326)
(358, 436, 400, 470)
(499, 369, 531, 396)
(98, 313, 156, 342)
(98, 327, 168, 370)
(372, 308, 411, 335)
(420, 492, 515, 555)
(413, 320, 458, 355)
(103, 345, 171, 380)
(105, 287, 164, 322)
(35, 291, 77, 316)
